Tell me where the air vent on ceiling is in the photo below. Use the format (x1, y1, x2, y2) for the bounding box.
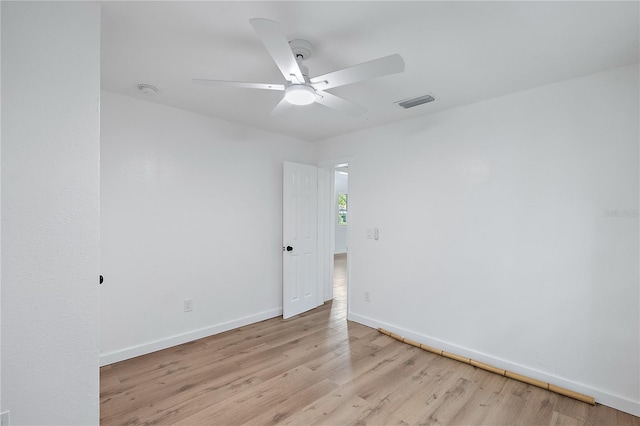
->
(397, 94, 435, 109)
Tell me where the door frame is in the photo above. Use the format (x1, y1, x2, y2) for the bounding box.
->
(317, 157, 352, 308)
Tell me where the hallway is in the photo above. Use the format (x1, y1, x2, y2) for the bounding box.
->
(332, 253, 347, 316)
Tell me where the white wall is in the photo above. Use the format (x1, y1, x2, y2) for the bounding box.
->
(1, 2, 101, 424)
(318, 64, 639, 416)
(334, 172, 349, 254)
(0, 0, 3, 414)
(100, 91, 318, 364)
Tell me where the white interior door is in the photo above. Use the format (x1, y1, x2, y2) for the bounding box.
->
(283, 161, 318, 319)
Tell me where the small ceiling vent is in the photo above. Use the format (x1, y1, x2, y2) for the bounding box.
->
(397, 94, 435, 109)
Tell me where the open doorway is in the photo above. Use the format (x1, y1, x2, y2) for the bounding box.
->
(317, 159, 351, 315)
(333, 164, 349, 308)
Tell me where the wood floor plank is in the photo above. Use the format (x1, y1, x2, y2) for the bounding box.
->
(308, 394, 375, 426)
(585, 404, 640, 426)
(395, 360, 483, 425)
(280, 391, 372, 426)
(173, 366, 320, 425)
(346, 321, 375, 339)
(256, 333, 351, 382)
(550, 410, 581, 426)
(554, 397, 590, 425)
(101, 343, 273, 422)
(513, 386, 558, 426)
(480, 379, 535, 426)
(364, 354, 474, 425)
(370, 333, 395, 347)
(101, 253, 640, 425)
(438, 367, 511, 425)
(303, 334, 383, 374)
(326, 341, 412, 387)
(239, 378, 338, 426)
(113, 374, 264, 425)
(355, 346, 436, 403)
(105, 341, 240, 394)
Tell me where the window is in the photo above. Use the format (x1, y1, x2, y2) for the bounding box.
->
(338, 193, 348, 226)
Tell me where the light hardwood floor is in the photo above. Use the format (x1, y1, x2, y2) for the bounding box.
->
(101, 253, 639, 425)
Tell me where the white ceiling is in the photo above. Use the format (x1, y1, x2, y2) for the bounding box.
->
(101, 1, 639, 142)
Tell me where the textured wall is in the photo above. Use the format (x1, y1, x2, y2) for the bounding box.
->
(0, 0, 3, 413)
(1, 2, 101, 424)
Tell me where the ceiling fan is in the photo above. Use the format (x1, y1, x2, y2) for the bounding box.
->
(193, 18, 405, 116)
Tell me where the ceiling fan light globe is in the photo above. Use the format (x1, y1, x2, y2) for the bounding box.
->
(285, 85, 316, 106)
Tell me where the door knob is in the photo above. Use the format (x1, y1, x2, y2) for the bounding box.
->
(285, 246, 293, 252)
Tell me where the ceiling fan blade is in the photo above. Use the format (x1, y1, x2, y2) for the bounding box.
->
(310, 54, 405, 91)
(271, 97, 294, 115)
(249, 18, 304, 84)
(315, 91, 366, 116)
(192, 79, 284, 91)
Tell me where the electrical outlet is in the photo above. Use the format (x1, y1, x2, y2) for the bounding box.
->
(364, 291, 371, 302)
(1, 410, 10, 426)
(184, 299, 193, 312)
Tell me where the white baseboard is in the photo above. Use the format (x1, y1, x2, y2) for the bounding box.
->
(347, 312, 640, 417)
(100, 308, 282, 366)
